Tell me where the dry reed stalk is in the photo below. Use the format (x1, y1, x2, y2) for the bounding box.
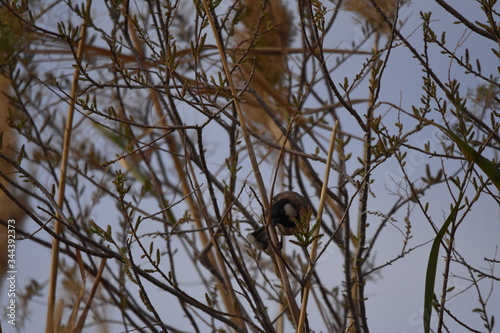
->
(74, 258, 107, 333)
(45, 1, 93, 331)
(297, 120, 338, 333)
(200, 0, 302, 328)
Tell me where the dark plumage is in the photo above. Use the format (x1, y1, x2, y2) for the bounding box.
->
(247, 191, 310, 250)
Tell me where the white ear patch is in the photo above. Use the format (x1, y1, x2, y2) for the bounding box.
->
(247, 233, 266, 250)
(283, 203, 297, 218)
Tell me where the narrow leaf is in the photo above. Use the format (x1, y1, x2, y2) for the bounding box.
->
(423, 195, 463, 333)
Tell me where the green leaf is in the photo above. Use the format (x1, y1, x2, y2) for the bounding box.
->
(205, 293, 213, 307)
(411, 116, 500, 191)
(445, 129, 500, 191)
(423, 194, 463, 333)
(17, 144, 25, 165)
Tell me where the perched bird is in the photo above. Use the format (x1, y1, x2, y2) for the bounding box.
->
(247, 191, 311, 250)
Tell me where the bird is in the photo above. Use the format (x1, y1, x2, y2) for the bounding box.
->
(247, 191, 311, 250)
